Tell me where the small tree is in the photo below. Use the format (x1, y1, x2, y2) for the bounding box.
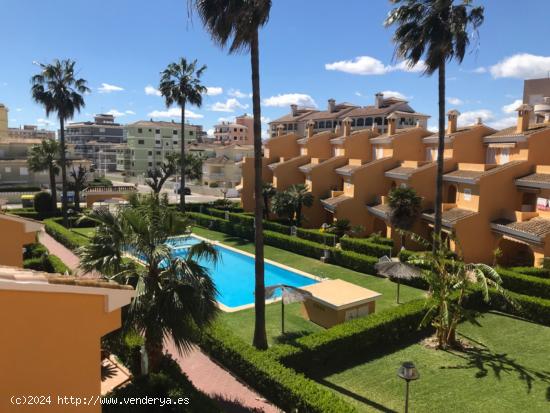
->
(405, 232, 508, 349)
(28, 139, 60, 211)
(271, 191, 294, 224)
(287, 184, 314, 227)
(34, 192, 54, 215)
(388, 187, 422, 248)
(70, 164, 88, 211)
(145, 154, 178, 194)
(261, 182, 276, 218)
(327, 218, 351, 239)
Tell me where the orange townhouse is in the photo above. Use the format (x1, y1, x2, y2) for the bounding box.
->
(0, 266, 134, 413)
(0, 213, 43, 267)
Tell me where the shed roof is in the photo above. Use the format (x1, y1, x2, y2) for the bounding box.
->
(300, 279, 381, 310)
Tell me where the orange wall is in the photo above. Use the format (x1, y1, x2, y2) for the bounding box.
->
(0, 290, 121, 413)
(0, 218, 37, 267)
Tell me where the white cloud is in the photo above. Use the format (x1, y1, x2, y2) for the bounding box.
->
(263, 93, 317, 108)
(325, 56, 425, 75)
(206, 86, 223, 96)
(488, 116, 517, 130)
(381, 90, 408, 100)
(147, 108, 203, 119)
(98, 83, 124, 93)
(502, 99, 523, 114)
(490, 53, 550, 79)
(206, 128, 214, 136)
(15, 108, 22, 112)
(36, 118, 54, 127)
(228, 89, 251, 98)
(354, 91, 363, 97)
(458, 109, 494, 126)
(106, 109, 125, 117)
(217, 116, 232, 122)
(447, 97, 464, 105)
(261, 116, 271, 123)
(125, 110, 136, 115)
(210, 98, 248, 112)
(472, 67, 487, 74)
(144, 85, 161, 96)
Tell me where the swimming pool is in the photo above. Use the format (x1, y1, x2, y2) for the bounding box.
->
(169, 235, 319, 309)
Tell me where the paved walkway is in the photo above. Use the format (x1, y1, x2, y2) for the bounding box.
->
(38, 230, 278, 412)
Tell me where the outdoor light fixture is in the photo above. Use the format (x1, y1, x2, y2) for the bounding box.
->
(397, 361, 419, 413)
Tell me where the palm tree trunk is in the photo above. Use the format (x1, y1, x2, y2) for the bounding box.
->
(49, 164, 57, 211)
(59, 117, 68, 226)
(251, 29, 267, 350)
(74, 183, 80, 212)
(180, 101, 187, 212)
(433, 61, 446, 253)
(145, 334, 163, 374)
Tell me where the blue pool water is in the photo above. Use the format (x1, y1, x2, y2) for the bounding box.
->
(170, 236, 318, 308)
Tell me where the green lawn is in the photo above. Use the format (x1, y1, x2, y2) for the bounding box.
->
(192, 226, 427, 345)
(317, 311, 550, 413)
(71, 227, 96, 238)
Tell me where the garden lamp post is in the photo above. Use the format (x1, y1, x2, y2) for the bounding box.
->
(67, 208, 74, 230)
(397, 361, 419, 413)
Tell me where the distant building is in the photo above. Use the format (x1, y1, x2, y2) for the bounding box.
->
(65, 114, 125, 173)
(268, 93, 429, 138)
(120, 120, 203, 176)
(213, 114, 254, 145)
(524, 78, 550, 122)
(8, 125, 55, 140)
(202, 144, 254, 189)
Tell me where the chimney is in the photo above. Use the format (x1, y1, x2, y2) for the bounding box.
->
(447, 109, 460, 134)
(342, 117, 352, 137)
(290, 104, 298, 116)
(476, 117, 483, 125)
(516, 104, 533, 133)
(374, 92, 384, 109)
(328, 99, 336, 113)
(276, 124, 285, 137)
(387, 113, 397, 135)
(306, 120, 315, 138)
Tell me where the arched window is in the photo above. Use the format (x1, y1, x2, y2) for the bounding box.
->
(365, 117, 373, 126)
(375, 117, 382, 125)
(319, 121, 326, 129)
(326, 120, 332, 129)
(356, 118, 365, 127)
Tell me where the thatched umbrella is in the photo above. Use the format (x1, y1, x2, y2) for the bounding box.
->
(265, 284, 313, 334)
(375, 256, 422, 303)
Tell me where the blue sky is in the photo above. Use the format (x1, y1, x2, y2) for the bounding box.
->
(1, 0, 549, 135)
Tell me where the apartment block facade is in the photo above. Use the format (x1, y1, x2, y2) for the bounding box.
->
(119, 120, 203, 176)
(213, 114, 254, 145)
(241, 100, 550, 267)
(202, 144, 254, 188)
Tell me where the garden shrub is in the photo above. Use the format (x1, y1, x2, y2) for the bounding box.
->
(9, 208, 61, 220)
(44, 218, 89, 251)
(23, 254, 71, 274)
(340, 237, 393, 258)
(296, 227, 337, 245)
(328, 249, 378, 274)
(200, 324, 357, 413)
(34, 191, 54, 214)
(23, 243, 48, 260)
(264, 231, 327, 260)
(496, 268, 550, 300)
(509, 266, 550, 279)
(367, 233, 394, 246)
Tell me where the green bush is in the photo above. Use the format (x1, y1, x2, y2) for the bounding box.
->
(296, 227, 337, 245)
(104, 355, 220, 413)
(44, 218, 89, 251)
(270, 299, 431, 372)
(367, 233, 394, 246)
(264, 231, 327, 260)
(510, 266, 550, 279)
(328, 249, 378, 274)
(496, 268, 550, 299)
(23, 243, 48, 260)
(200, 324, 356, 413)
(340, 237, 393, 258)
(34, 191, 54, 214)
(9, 208, 60, 220)
(23, 254, 71, 274)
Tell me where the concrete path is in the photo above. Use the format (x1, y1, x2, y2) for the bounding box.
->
(38, 230, 279, 412)
(166, 343, 280, 413)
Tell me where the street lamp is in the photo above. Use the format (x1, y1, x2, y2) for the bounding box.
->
(397, 361, 419, 413)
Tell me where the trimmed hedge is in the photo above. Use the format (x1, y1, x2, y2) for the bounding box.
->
(328, 249, 378, 274)
(264, 230, 327, 260)
(367, 233, 394, 247)
(8, 208, 61, 220)
(297, 227, 337, 245)
(44, 218, 89, 251)
(340, 237, 393, 258)
(510, 266, 550, 279)
(23, 255, 71, 274)
(269, 298, 431, 372)
(200, 324, 356, 413)
(496, 268, 550, 300)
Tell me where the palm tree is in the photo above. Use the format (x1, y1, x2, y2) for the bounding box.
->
(385, 0, 484, 251)
(287, 184, 314, 227)
(31, 59, 90, 226)
(78, 194, 219, 372)
(70, 164, 88, 212)
(388, 186, 422, 248)
(193, 0, 272, 349)
(159, 58, 207, 212)
(271, 190, 294, 224)
(28, 139, 59, 211)
(261, 182, 276, 218)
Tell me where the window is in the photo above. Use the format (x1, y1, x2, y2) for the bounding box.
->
(189, 131, 194, 136)
(383, 118, 388, 125)
(155, 129, 160, 134)
(148, 151, 152, 156)
(138, 139, 144, 145)
(173, 141, 178, 145)
(400, 183, 407, 189)
(365, 117, 373, 126)
(165, 142, 169, 146)
(463, 188, 472, 201)
(240, 129, 243, 132)
(155, 140, 161, 145)
(326, 121, 332, 129)
(148, 162, 153, 167)
(99, 127, 106, 133)
(374, 117, 382, 125)
(20, 167, 28, 176)
(356, 118, 364, 127)
(138, 128, 143, 133)
(173, 130, 178, 135)
(319, 121, 326, 129)
(234, 128, 237, 132)
(156, 162, 161, 166)
(148, 129, 152, 132)
(5, 167, 11, 173)
(156, 151, 161, 155)
(234, 136, 237, 140)
(351, 119, 356, 127)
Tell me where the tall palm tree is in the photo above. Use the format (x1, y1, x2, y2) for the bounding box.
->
(287, 184, 314, 227)
(31, 59, 89, 226)
(78, 194, 219, 372)
(159, 58, 207, 212)
(385, 0, 484, 251)
(193, 0, 272, 350)
(388, 186, 422, 248)
(28, 139, 60, 211)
